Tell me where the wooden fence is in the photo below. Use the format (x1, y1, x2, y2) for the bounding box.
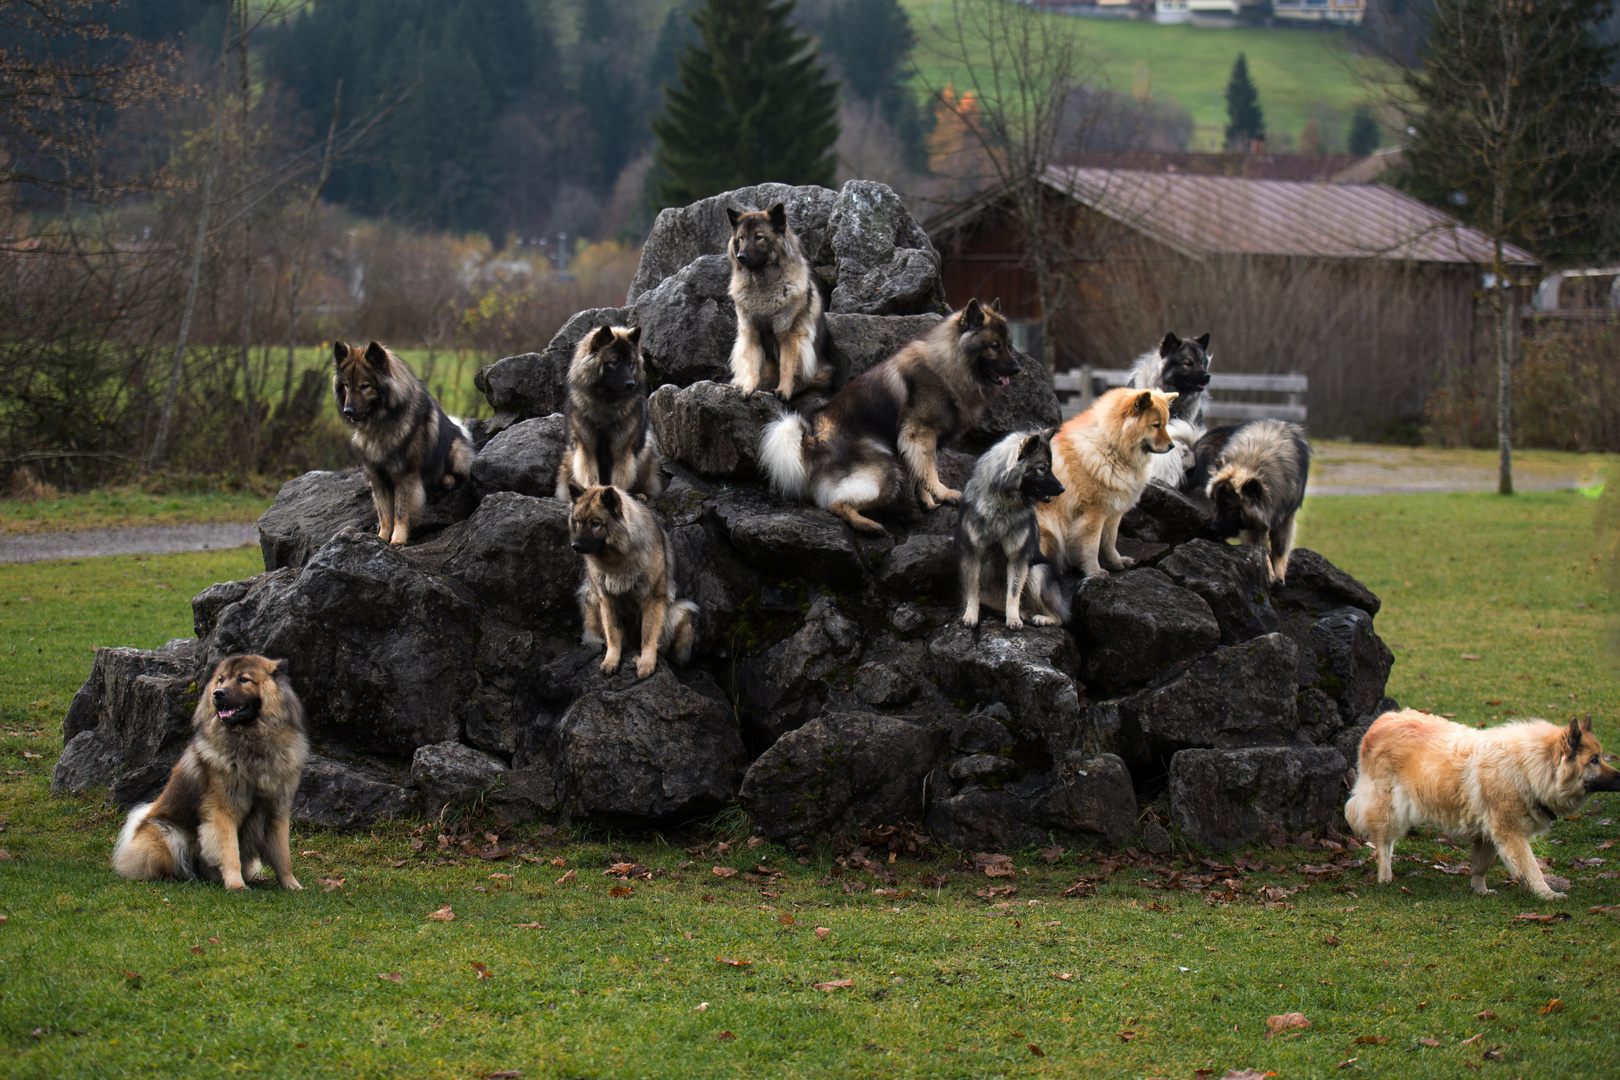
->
(1052, 368, 1309, 423)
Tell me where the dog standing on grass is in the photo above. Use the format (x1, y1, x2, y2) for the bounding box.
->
(760, 298, 1020, 533)
(956, 429, 1070, 630)
(113, 655, 308, 891)
(333, 340, 473, 546)
(1185, 418, 1311, 584)
(1346, 710, 1620, 900)
(1037, 386, 1178, 578)
(555, 324, 663, 500)
(727, 203, 829, 401)
(567, 483, 697, 680)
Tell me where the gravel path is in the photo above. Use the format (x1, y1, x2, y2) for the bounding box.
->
(0, 523, 259, 564)
(1309, 445, 1605, 496)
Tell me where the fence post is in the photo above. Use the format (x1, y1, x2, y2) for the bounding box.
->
(1079, 365, 1094, 412)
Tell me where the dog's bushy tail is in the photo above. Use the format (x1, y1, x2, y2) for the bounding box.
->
(1343, 774, 1371, 839)
(760, 413, 810, 499)
(113, 803, 195, 881)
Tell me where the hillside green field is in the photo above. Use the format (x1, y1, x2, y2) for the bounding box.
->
(904, 0, 1384, 152)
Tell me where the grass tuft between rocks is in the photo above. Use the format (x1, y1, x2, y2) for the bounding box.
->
(1, 490, 1618, 1078)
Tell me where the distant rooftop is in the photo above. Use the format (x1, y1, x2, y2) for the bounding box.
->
(1067, 152, 1371, 182)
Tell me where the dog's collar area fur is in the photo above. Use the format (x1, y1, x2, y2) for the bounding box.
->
(1534, 800, 1561, 823)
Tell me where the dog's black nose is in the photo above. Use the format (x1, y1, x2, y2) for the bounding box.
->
(570, 540, 586, 553)
(212, 687, 227, 703)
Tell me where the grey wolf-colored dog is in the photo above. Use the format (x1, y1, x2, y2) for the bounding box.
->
(956, 429, 1070, 630)
(1187, 418, 1311, 583)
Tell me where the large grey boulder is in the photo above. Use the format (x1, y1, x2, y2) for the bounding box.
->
(60, 639, 198, 805)
(1304, 606, 1395, 722)
(1073, 568, 1220, 692)
(1275, 548, 1382, 616)
(474, 306, 629, 421)
(632, 255, 736, 386)
(1097, 632, 1302, 762)
(628, 184, 840, 304)
(736, 597, 862, 740)
(648, 380, 779, 480)
(826, 313, 942, 384)
(738, 712, 947, 845)
(1169, 746, 1349, 849)
(626, 180, 942, 317)
(442, 493, 580, 630)
(876, 533, 956, 596)
(410, 741, 506, 815)
(712, 491, 865, 587)
(970, 357, 1064, 448)
(296, 755, 416, 828)
(201, 529, 478, 757)
(471, 414, 567, 499)
(256, 466, 474, 571)
(1120, 482, 1213, 546)
(1158, 539, 1280, 645)
(927, 753, 1138, 851)
(549, 665, 743, 824)
(670, 514, 759, 656)
(928, 624, 1093, 758)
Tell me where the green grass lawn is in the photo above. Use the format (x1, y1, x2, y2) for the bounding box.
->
(2, 491, 1617, 1078)
(905, 0, 1384, 152)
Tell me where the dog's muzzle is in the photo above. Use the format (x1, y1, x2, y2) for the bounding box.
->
(213, 688, 259, 726)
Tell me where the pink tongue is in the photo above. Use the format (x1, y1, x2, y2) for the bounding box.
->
(998, 376, 1010, 386)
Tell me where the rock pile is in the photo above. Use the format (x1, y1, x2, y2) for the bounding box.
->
(54, 181, 1394, 852)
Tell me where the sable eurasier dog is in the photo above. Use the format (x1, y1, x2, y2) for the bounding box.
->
(727, 203, 829, 401)
(567, 483, 697, 680)
(556, 324, 663, 500)
(956, 429, 1070, 630)
(1037, 387, 1177, 578)
(1346, 710, 1620, 900)
(333, 340, 473, 546)
(1186, 419, 1310, 584)
(113, 655, 309, 890)
(760, 298, 1019, 534)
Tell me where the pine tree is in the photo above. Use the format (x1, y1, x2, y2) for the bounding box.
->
(651, 0, 841, 206)
(1223, 53, 1265, 150)
(1347, 107, 1380, 156)
(824, 0, 915, 102)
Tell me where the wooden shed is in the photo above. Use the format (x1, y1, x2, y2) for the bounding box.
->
(926, 167, 1538, 438)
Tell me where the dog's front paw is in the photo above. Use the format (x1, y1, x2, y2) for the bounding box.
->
(1030, 614, 1059, 626)
(600, 651, 621, 675)
(1110, 555, 1137, 570)
(282, 876, 304, 891)
(937, 487, 962, 504)
(635, 654, 657, 679)
(1004, 615, 1024, 631)
(224, 878, 248, 891)
(1540, 890, 1569, 901)
(772, 388, 791, 402)
(960, 611, 980, 628)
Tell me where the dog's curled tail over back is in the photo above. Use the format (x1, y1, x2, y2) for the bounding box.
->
(113, 801, 196, 881)
(760, 412, 811, 499)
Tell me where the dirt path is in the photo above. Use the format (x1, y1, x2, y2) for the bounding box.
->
(1309, 445, 1607, 496)
(0, 523, 258, 564)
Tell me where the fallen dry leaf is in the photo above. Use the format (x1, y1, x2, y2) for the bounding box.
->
(207, 937, 220, 946)
(812, 979, 853, 992)
(716, 1031, 736, 1042)
(483, 1072, 522, 1080)
(778, 912, 795, 926)
(1336, 1058, 1358, 1070)
(1027, 1043, 1044, 1056)
(1354, 1035, 1389, 1044)
(427, 906, 454, 921)
(471, 962, 492, 979)
(1053, 972, 1073, 981)
(22, 751, 40, 759)
(814, 927, 831, 939)
(715, 957, 752, 967)
(1513, 912, 1571, 923)
(188, 944, 204, 955)
(1539, 999, 1564, 1015)
(712, 866, 739, 879)
(318, 878, 345, 892)
(1476, 1010, 1497, 1021)
(378, 972, 403, 983)
(1222, 1070, 1276, 1080)
(1483, 1049, 1504, 1061)
(1461, 653, 1481, 661)
(1419, 1037, 1441, 1047)
(608, 885, 633, 898)
(555, 869, 576, 885)
(1265, 1013, 1310, 1038)
(1322, 935, 1342, 947)
(513, 922, 544, 929)
(489, 873, 511, 880)
(550, 857, 566, 867)
(691, 1002, 709, 1012)
(1460, 1033, 1482, 1045)
(973, 852, 1017, 878)
(1588, 905, 1620, 915)
(1117, 1030, 1136, 1042)
(747, 836, 765, 849)
(1039, 846, 1065, 864)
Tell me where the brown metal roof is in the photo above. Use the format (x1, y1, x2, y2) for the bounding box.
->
(1040, 166, 1539, 267)
(1068, 151, 1369, 182)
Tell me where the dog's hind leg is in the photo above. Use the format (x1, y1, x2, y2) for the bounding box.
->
(1269, 513, 1298, 584)
(635, 594, 668, 680)
(390, 473, 424, 546)
(1073, 515, 1109, 578)
(1026, 565, 1065, 626)
(1469, 840, 1497, 895)
(829, 500, 887, 536)
(959, 551, 983, 628)
(265, 813, 302, 890)
(1098, 515, 1135, 571)
(773, 321, 808, 400)
(1494, 831, 1565, 900)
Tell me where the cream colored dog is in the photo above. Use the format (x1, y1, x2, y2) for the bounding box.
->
(1346, 709, 1620, 900)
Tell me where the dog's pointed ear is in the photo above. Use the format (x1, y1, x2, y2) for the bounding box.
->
(726, 206, 742, 229)
(589, 325, 616, 352)
(1195, 332, 1210, 350)
(626, 324, 642, 347)
(1018, 432, 1041, 459)
(1580, 714, 1594, 733)
(271, 658, 291, 678)
(1568, 716, 1586, 753)
(1159, 332, 1181, 358)
(600, 486, 622, 517)
(767, 202, 787, 232)
(988, 297, 1002, 314)
(960, 298, 984, 330)
(1240, 477, 1265, 502)
(364, 341, 390, 369)
(1132, 389, 1155, 415)
(567, 482, 585, 504)
(332, 340, 349, 365)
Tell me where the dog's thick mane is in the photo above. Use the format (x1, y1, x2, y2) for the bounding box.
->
(1205, 419, 1309, 513)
